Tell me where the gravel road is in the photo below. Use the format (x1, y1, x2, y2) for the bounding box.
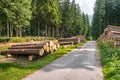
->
(22, 41, 104, 80)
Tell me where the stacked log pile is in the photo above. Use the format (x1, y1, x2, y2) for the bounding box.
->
(1, 41, 59, 61)
(0, 35, 85, 61)
(71, 35, 86, 42)
(99, 25, 120, 47)
(59, 35, 85, 48)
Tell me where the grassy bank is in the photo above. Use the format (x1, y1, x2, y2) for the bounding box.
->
(97, 41, 120, 80)
(0, 43, 83, 80)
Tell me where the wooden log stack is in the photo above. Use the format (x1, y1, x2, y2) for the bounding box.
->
(99, 25, 120, 47)
(1, 40, 59, 61)
(71, 35, 86, 43)
(59, 35, 85, 48)
(59, 38, 79, 46)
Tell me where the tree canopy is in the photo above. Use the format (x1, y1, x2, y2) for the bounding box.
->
(0, 0, 90, 38)
(91, 0, 120, 39)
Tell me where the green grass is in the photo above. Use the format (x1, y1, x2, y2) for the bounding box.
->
(0, 47, 8, 60)
(0, 47, 8, 51)
(0, 37, 54, 43)
(97, 41, 120, 80)
(0, 43, 83, 80)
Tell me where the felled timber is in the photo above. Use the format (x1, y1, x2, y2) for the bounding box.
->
(1, 48, 45, 56)
(99, 25, 120, 47)
(8, 45, 44, 49)
(0, 40, 60, 61)
(59, 38, 80, 44)
(59, 41, 73, 45)
(71, 35, 86, 42)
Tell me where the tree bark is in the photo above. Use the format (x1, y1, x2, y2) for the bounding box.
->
(16, 27, 19, 37)
(45, 23, 48, 37)
(56, 26, 59, 38)
(38, 17, 40, 36)
(7, 21, 10, 37)
(9, 45, 44, 49)
(1, 48, 45, 56)
(52, 26, 54, 38)
(10, 21, 13, 38)
(48, 26, 51, 37)
(19, 28, 22, 37)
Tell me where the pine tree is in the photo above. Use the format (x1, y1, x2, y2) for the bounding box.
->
(91, 0, 105, 39)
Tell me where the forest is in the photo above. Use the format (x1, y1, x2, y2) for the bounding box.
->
(0, 0, 90, 38)
(1, 0, 120, 80)
(91, 0, 120, 39)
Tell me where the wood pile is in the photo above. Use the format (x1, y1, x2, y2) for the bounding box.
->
(59, 38, 80, 45)
(1, 40, 60, 61)
(59, 35, 85, 48)
(99, 25, 120, 47)
(71, 35, 86, 42)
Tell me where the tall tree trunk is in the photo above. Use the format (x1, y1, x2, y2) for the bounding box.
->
(56, 26, 59, 38)
(45, 20, 48, 37)
(48, 26, 51, 37)
(38, 17, 40, 36)
(52, 26, 54, 38)
(19, 28, 22, 37)
(10, 21, 13, 38)
(0, 29, 1, 37)
(16, 27, 19, 37)
(7, 21, 10, 37)
(45, 24, 47, 37)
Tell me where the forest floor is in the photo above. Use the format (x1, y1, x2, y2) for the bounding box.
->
(22, 41, 104, 80)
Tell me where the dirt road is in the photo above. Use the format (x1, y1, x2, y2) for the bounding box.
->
(22, 41, 104, 80)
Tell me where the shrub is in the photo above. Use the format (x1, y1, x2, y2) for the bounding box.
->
(97, 40, 120, 80)
(0, 37, 11, 43)
(104, 40, 114, 48)
(12, 37, 26, 42)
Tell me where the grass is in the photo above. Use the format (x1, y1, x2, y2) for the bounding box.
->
(97, 40, 120, 80)
(0, 43, 83, 80)
(0, 37, 54, 43)
(0, 47, 8, 51)
(0, 47, 8, 60)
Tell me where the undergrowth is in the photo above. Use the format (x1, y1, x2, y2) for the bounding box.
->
(97, 40, 120, 80)
(0, 37, 54, 43)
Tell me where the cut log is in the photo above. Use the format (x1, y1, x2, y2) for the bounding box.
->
(6, 54, 12, 58)
(71, 35, 86, 42)
(63, 45, 70, 48)
(48, 41, 54, 47)
(56, 43, 60, 49)
(45, 47, 50, 53)
(28, 55, 37, 61)
(43, 43, 49, 51)
(1, 48, 45, 56)
(49, 46, 54, 52)
(99, 25, 120, 47)
(8, 45, 44, 49)
(59, 41, 73, 45)
(59, 38, 80, 44)
(53, 44, 57, 51)
(12, 42, 46, 47)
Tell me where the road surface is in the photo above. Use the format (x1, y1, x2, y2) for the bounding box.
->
(22, 41, 104, 80)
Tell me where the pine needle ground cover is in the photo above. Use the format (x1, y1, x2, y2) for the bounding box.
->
(97, 41, 120, 80)
(0, 43, 83, 80)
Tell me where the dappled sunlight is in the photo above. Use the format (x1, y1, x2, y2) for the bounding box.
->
(79, 48, 97, 51)
(23, 41, 104, 80)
